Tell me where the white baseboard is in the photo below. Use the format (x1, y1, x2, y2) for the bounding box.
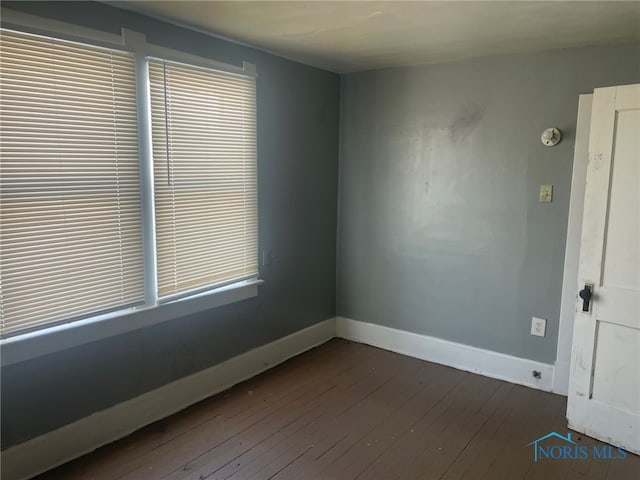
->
(0, 318, 336, 480)
(336, 317, 555, 392)
(2, 316, 559, 480)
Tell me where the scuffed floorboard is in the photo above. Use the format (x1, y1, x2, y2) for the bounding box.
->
(37, 339, 640, 480)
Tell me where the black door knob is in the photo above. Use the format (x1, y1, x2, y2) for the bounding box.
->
(578, 284, 593, 312)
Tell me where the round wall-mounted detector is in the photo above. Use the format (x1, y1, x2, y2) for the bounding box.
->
(541, 127, 562, 147)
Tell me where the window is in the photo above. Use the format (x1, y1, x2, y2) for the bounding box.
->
(0, 27, 258, 338)
(149, 59, 258, 299)
(0, 29, 143, 335)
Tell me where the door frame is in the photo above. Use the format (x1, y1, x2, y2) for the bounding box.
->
(552, 94, 592, 395)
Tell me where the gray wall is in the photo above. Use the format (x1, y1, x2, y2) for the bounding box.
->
(0, 1, 340, 449)
(338, 42, 640, 364)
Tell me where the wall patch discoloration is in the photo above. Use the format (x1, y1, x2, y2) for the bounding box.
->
(450, 103, 486, 142)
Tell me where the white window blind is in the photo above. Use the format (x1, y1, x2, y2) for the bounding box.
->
(148, 58, 258, 299)
(0, 29, 143, 335)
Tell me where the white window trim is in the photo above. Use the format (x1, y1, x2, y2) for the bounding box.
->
(1, 279, 264, 367)
(1, 8, 124, 49)
(0, 10, 261, 365)
(0, 9, 258, 77)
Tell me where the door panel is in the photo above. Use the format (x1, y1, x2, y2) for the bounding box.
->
(601, 109, 639, 290)
(567, 84, 640, 454)
(591, 322, 639, 413)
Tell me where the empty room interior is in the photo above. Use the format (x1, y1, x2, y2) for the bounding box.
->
(1, 1, 640, 479)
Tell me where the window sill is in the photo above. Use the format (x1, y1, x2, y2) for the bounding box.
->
(0, 278, 263, 367)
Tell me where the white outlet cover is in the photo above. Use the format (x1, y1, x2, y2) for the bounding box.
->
(531, 317, 547, 337)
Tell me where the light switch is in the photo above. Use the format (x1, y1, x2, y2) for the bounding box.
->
(539, 184, 553, 203)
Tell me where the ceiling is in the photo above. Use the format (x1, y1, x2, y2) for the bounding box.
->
(117, 1, 640, 73)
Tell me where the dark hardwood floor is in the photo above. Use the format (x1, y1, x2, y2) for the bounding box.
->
(38, 339, 639, 480)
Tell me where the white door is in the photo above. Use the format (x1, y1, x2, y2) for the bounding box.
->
(567, 84, 640, 454)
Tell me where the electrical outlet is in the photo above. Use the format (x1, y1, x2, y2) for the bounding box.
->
(531, 317, 546, 337)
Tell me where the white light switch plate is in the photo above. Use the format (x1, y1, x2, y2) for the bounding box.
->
(531, 317, 547, 337)
(539, 185, 553, 203)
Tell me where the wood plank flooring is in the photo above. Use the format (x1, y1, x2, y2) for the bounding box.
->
(37, 339, 639, 480)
